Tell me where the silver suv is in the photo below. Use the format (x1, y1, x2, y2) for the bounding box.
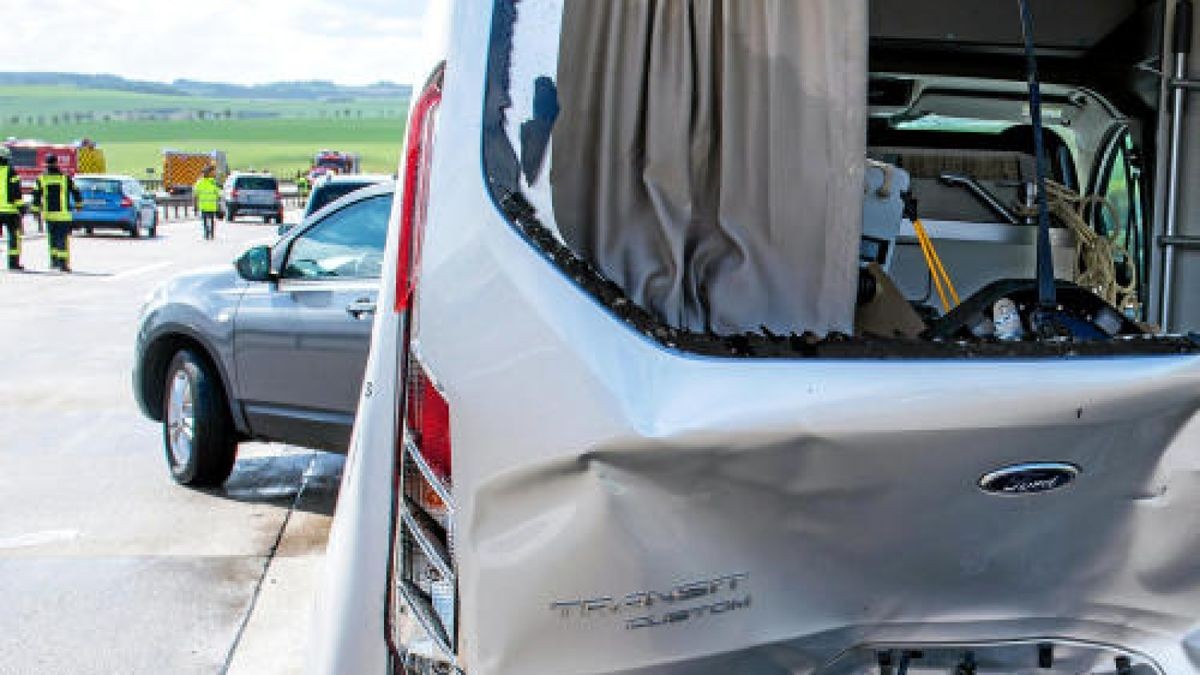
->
(133, 182, 394, 486)
(221, 172, 283, 224)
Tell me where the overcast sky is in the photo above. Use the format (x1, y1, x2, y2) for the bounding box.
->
(10, 0, 446, 86)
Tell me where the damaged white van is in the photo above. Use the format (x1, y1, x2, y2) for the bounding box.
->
(311, 1, 1200, 673)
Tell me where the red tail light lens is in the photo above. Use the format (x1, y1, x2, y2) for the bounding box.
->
(395, 66, 442, 312)
(231, 189, 240, 200)
(405, 358, 451, 483)
(120, 196, 133, 208)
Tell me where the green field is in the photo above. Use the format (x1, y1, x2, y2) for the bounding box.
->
(0, 85, 407, 117)
(0, 85, 409, 179)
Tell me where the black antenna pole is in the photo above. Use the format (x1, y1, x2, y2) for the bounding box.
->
(1017, 0, 1056, 309)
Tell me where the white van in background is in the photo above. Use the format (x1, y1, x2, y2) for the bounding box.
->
(312, 1, 1200, 674)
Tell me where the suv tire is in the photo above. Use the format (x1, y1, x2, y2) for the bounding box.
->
(226, 208, 237, 222)
(162, 349, 237, 486)
(129, 215, 140, 238)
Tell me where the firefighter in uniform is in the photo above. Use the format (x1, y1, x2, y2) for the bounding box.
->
(32, 155, 82, 272)
(193, 166, 221, 240)
(0, 147, 24, 270)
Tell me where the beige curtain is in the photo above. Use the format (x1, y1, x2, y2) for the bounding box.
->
(551, 0, 867, 335)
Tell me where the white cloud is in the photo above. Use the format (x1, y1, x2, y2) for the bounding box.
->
(9, 0, 436, 86)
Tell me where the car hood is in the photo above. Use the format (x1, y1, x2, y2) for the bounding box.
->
(161, 265, 245, 297)
(141, 265, 247, 325)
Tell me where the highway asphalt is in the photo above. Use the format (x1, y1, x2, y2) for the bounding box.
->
(0, 211, 341, 674)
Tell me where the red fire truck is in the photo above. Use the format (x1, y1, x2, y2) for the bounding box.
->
(3, 140, 78, 190)
(309, 149, 360, 179)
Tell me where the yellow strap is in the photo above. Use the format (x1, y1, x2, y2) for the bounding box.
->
(912, 219, 960, 312)
(913, 221, 950, 311)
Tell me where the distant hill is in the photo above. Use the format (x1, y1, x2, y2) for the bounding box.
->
(0, 72, 411, 101)
(0, 72, 184, 96)
(170, 79, 410, 100)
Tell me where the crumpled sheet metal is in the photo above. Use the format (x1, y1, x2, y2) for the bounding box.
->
(452, 352, 1200, 674)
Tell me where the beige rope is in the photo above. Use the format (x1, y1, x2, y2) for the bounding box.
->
(1018, 181, 1140, 315)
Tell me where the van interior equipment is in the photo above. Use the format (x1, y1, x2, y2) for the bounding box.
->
(482, 0, 1200, 358)
(1017, 0, 1060, 323)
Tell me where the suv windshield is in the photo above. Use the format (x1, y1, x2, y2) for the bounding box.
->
(235, 176, 277, 191)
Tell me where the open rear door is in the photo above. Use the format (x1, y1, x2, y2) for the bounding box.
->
(1151, 0, 1200, 332)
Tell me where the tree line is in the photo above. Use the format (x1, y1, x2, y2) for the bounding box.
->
(3, 108, 407, 126)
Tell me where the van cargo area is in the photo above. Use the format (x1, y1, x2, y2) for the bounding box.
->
(482, 0, 1200, 358)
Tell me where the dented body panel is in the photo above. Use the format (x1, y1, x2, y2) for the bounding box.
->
(312, 2, 1200, 674)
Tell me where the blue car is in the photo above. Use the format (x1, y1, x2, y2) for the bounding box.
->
(74, 174, 158, 238)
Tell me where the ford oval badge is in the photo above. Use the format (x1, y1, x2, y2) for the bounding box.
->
(979, 462, 1079, 495)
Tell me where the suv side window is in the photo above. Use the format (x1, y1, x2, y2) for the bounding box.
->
(282, 194, 393, 280)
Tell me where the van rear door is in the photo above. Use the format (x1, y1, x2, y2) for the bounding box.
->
(1151, 0, 1200, 332)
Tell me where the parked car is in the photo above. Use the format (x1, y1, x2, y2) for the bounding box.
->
(303, 173, 393, 218)
(73, 174, 158, 237)
(133, 181, 394, 485)
(221, 172, 284, 224)
(309, 2, 1200, 675)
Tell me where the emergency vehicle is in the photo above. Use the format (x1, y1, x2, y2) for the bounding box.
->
(296, 1, 1200, 673)
(311, 149, 361, 178)
(76, 139, 107, 174)
(162, 149, 228, 195)
(3, 140, 77, 190)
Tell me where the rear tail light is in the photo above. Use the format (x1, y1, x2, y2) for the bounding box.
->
(395, 63, 443, 312)
(231, 189, 240, 200)
(120, 196, 133, 208)
(394, 354, 456, 655)
(405, 361, 451, 483)
(390, 63, 454, 660)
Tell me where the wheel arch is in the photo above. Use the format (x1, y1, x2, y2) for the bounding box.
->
(138, 331, 247, 435)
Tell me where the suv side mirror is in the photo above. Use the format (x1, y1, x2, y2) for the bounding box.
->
(235, 245, 275, 282)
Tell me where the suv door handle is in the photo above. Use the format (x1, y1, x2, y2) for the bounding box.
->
(346, 298, 377, 320)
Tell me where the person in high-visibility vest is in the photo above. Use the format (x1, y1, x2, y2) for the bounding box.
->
(32, 155, 81, 273)
(296, 172, 310, 202)
(193, 166, 221, 240)
(0, 147, 25, 270)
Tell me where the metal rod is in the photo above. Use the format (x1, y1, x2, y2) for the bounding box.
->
(1170, 77, 1200, 89)
(1016, 0, 1057, 308)
(938, 173, 1020, 225)
(1161, 0, 1193, 330)
(1160, 235, 1200, 248)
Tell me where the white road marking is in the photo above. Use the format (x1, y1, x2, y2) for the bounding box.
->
(105, 261, 172, 282)
(0, 529, 80, 550)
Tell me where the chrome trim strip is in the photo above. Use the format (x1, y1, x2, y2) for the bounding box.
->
(400, 502, 454, 582)
(404, 435, 455, 510)
(396, 578, 453, 657)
